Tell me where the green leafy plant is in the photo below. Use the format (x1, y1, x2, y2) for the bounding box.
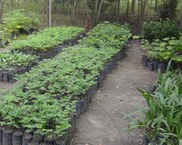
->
(10, 26, 84, 52)
(0, 9, 40, 46)
(142, 36, 182, 63)
(129, 70, 182, 145)
(0, 22, 130, 138)
(142, 20, 179, 42)
(81, 21, 132, 49)
(0, 52, 37, 71)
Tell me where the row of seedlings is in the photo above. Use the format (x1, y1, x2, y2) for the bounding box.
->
(0, 26, 84, 82)
(141, 35, 182, 73)
(10, 26, 85, 60)
(0, 22, 132, 145)
(0, 52, 38, 82)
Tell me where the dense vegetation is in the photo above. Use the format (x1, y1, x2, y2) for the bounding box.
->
(0, 22, 131, 138)
(82, 22, 131, 49)
(142, 20, 179, 42)
(10, 26, 84, 52)
(142, 36, 182, 64)
(1, 0, 182, 29)
(141, 19, 182, 71)
(130, 69, 182, 144)
(0, 52, 37, 71)
(0, 10, 40, 46)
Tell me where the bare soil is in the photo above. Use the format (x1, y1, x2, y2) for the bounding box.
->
(0, 48, 9, 53)
(71, 41, 156, 145)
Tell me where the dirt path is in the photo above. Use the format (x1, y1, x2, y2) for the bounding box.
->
(0, 48, 10, 53)
(72, 41, 156, 145)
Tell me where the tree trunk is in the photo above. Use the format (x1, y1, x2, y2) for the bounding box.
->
(71, 0, 79, 23)
(9, 0, 14, 11)
(180, 12, 182, 31)
(139, 0, 148, 26)
(131, 0, 135, 14)
(84, 0, 91, 23)
(0, 0, 3, 23)
(138, 0, 141, 17)
(48, 0, 52, 27)
(155, 0, 158, 11)
(97, 0, 105, 22)
(95, 0, 99, 15)
(117, 0, 120, 16)
(126, 0, 130, 17)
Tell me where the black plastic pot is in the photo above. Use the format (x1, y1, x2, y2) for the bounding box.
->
(0, 128, 3, 145)
(152, 61, 158, 72)
(44, 137, 54, 145)
(143, 56, 149, 68)
(97, 71, 105, 88)
(2, 72, 8, 82)
(76, 101, 81, 118)
(64, 130, 69, 145)
(147, 61, 154, 71)
(72, 115, 77, 133)
(55, 136, 66, 145)
(12, 131, 22, 145)
(3, 129, 13, 145)
(0, 72, 3, 81)
(80, 98, 87, 113)
(84, 90, 90, 104)
(33, 134, 42, 145)
(119, 48, 126, 60)
(16, 68, 22, 75)
(158, 63, 166, 73)
(69, 114, 76, 133)
(22, 133, 32, 145)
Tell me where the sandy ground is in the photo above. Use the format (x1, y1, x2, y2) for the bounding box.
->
(71, 41, 157, 145)
(0, 48, 10, 53)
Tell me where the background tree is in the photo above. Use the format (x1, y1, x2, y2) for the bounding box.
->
(0, 0, 3, 22)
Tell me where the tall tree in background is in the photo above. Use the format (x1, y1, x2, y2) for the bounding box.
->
(48, 0, 52, 27)
(131, 0, 135, 14)
(139, 0, 148, 26)
(0, 0, 2, 22)
(158, 0, 178, 19)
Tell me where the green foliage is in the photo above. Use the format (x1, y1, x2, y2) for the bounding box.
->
(2, 9, 40, 33)
(142, 36, 182, 63)
(0, 22, 130, 138)
(0, 52, 37, 71)
(81, 21, 132, 49)
(10, 26, 84, 52)
(142, 20, 179, 42)
(0, 9, 40, 46)
(129, 70, 182, 145)
(157, 0, 178, 20)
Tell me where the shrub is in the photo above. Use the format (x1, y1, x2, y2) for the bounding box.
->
(0, 9, 40, 46)
(141, 20, 179, 42)
(2, 9, 40, 34)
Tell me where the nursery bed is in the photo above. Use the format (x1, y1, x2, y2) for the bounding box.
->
(0, 44, 128, 145)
